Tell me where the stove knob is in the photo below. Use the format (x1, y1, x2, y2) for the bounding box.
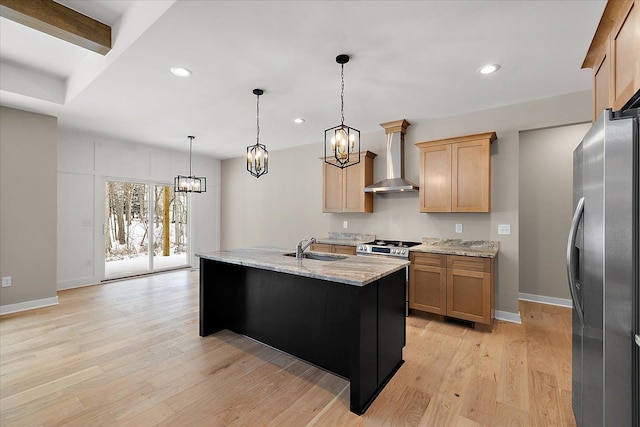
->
(401, 249, 406, 255)
(357, 245, 362, 251)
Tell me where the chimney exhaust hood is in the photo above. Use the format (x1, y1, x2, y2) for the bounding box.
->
(364, 119, 419, 193)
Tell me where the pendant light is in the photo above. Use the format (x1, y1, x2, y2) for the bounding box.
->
(247, 88, 268, 178)
(174, 136, 206, 193)
(324, 54, 360, 169)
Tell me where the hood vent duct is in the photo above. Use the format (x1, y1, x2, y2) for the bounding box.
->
(364, 119, 419, 193)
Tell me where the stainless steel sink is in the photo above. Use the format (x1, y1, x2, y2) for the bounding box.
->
(283, 252, 347, 261)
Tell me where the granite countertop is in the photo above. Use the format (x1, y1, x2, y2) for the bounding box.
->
(196, 247, 408, 287)
(314, 232, 375, 246)
(410, 238, 499, 258)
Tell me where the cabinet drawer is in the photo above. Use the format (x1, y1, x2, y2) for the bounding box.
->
(410, 252, 446, 267)
(446, 255, 491, 273)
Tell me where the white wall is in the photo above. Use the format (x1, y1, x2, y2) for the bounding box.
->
(0, 107, 58, 313)
(519, 122, 591, 301)
(57, 130, 220, 289)
(221, 90, 593, 319)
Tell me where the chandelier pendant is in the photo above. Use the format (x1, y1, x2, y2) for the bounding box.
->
(247, 89, 268, 178)
(324, 54, 360, 169)
(174, 135, 206, 193)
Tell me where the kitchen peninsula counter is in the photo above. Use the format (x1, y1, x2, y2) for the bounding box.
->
(197, 247, 408, 415)
(197, 247, 407, 286)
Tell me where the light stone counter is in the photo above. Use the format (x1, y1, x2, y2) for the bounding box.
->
(314, 232, 376, 247)
(196, 247, 408, 287)
(410, 238, 499, 258)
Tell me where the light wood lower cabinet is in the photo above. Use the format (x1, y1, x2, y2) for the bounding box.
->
(310, 243, 357, 255)
(409, 252, 495, 326)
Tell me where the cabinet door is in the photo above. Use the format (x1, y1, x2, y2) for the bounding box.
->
(410, 265, 446, 314)
(323, 152, 375, 213)
(343, 161, 364, 212)
(594, 49, 611, 119)
(333, 245, 356, 255)
(451, 139, 490, 212)
(409, 253, 447, 314)
(446, 256, 492, 324)
(611, 0, 639, 110)
(323, 162, 343, 212)
(419, 144, 451, 212)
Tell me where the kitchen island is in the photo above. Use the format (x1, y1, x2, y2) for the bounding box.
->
(197, 247, 409, 415)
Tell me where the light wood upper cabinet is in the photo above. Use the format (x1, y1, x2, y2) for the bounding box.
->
(594, 48, 611, 116)
(323, 151, 376, 213)
(611, 0, 639, 109)
(583, 0, 640, 119)
(416, 132, 496, 213)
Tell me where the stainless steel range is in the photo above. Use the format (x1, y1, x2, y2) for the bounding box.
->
(356, 240, 420, 259)
(357, 240, 420, 316)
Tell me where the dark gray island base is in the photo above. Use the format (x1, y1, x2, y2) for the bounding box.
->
(198, 249, 408, 415)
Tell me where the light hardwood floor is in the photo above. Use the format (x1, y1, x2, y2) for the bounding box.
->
(0, 270, 575, 426)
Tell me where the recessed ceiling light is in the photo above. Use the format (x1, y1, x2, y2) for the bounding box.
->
(170, 67, 192, 77)
(479, 64, 501, 75)
(294, 118, 305, 124)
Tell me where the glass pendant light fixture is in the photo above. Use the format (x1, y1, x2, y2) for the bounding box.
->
(247, 88, 268, 178)
(174, 135, 206, 193)
(325, 54, 360, 169)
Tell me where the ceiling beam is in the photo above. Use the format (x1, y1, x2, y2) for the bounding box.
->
(0, 0, 111, 55)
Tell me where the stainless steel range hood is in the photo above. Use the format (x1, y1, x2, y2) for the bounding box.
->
(364, 119, 418, 193)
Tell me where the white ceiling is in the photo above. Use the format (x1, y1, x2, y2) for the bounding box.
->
(0, 0, 606, 159)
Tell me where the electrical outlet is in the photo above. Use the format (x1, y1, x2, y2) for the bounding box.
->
(455, 224, 463, 233)
(498, 224, 511, 235)
(2, 276, 11, 287)
(343, 221, 348, 229)
(82, 219, 92, 226)
(85, 260, 92, 267)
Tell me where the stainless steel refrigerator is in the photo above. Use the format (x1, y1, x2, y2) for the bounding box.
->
(567, 104, 639, 427)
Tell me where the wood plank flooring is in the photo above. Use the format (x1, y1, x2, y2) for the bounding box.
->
(0, 270, 576, 426)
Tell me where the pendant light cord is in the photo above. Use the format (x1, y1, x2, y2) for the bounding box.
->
(340, 63, 345, 126)
(256, 93, 260, 144)
(188, 136, 194, 176)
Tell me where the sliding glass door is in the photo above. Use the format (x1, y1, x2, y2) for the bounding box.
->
(104, 181, 188, 279)
(152, 184, 188, 270)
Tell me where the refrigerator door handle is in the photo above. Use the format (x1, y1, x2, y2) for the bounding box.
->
(635, 334, 640, 348)
(567, 196, 585, 325)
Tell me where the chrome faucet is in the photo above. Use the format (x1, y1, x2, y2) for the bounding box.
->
(296, 237, 316, 259)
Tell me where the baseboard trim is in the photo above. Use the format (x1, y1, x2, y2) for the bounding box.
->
(57, 278, 99, 290)
(0, 296, 59, 315)
(519, 292, 572, 308)
(495, 310, 521, 324)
